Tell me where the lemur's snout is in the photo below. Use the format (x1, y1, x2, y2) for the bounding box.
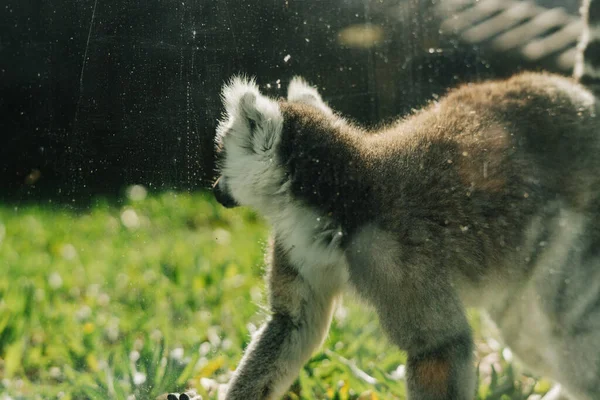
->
(212, 176, 239, 208)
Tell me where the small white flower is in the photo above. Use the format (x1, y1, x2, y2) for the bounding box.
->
(199, 342, 211, 356)
(60, 244, 77, 260)
(170, 347, 184, 361)
(105, 324, 120, 342)
(120, 209, 140, 229)
(129, 351, 140, 362)
(213, 228, 231, 245)
(76, 305, 92, 321)
(133, 372, 146, 385)
(207, 328, 221, 347)
(200, 377, 219, 391)
(97, 293, 110, 306)
(49, 366, 61, 379)
(502, 347, 513, 362)
(127, 185, 147, 201)
(487, 338, 501, 351)
(221, 338, 232, 350)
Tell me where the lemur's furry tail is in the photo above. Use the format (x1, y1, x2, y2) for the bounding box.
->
(575, 0, 600, 95)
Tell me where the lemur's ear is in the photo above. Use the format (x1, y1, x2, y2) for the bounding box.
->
(218, 76, 283, 153)
(287, 76, 333, 115)
(238, 91, 259, 122)
(222, 77, 260, 122)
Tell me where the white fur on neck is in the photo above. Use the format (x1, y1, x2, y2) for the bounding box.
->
(218, 76, 348, 293)
(269, 194, 349, 293)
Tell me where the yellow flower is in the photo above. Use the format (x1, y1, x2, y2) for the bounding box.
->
(83, 322, 95, 335)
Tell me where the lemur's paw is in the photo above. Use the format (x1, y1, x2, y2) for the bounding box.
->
(156, 389, 202, 400)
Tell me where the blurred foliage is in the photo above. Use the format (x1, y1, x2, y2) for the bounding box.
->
(0, 190, 553, 399)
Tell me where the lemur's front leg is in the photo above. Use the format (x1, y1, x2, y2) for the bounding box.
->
(225, 237, 338, 400)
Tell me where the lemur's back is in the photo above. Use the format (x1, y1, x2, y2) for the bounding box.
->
(374, 72, 599, 211)
(363, 73, 598, 284)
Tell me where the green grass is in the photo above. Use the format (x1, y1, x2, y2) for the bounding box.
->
(0, 189, 553, 399)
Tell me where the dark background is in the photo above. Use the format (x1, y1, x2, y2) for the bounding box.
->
(0, 0, 581, 204)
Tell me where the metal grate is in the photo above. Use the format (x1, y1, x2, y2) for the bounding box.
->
(436, 0, 583, 72)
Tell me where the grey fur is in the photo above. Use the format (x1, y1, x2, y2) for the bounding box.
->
(225, 238, 338, 400)
(214, 3, 600, 399)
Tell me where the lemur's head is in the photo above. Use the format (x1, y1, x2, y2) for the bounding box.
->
(213, 76, 332, 211)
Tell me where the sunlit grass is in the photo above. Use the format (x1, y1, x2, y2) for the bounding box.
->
(0, 190, 553, 399)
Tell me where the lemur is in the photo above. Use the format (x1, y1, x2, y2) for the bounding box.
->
(212, 1, 600, 399)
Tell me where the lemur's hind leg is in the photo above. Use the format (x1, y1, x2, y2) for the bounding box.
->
(225, 237, 338, 400)
(346, 226, 476, 400)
